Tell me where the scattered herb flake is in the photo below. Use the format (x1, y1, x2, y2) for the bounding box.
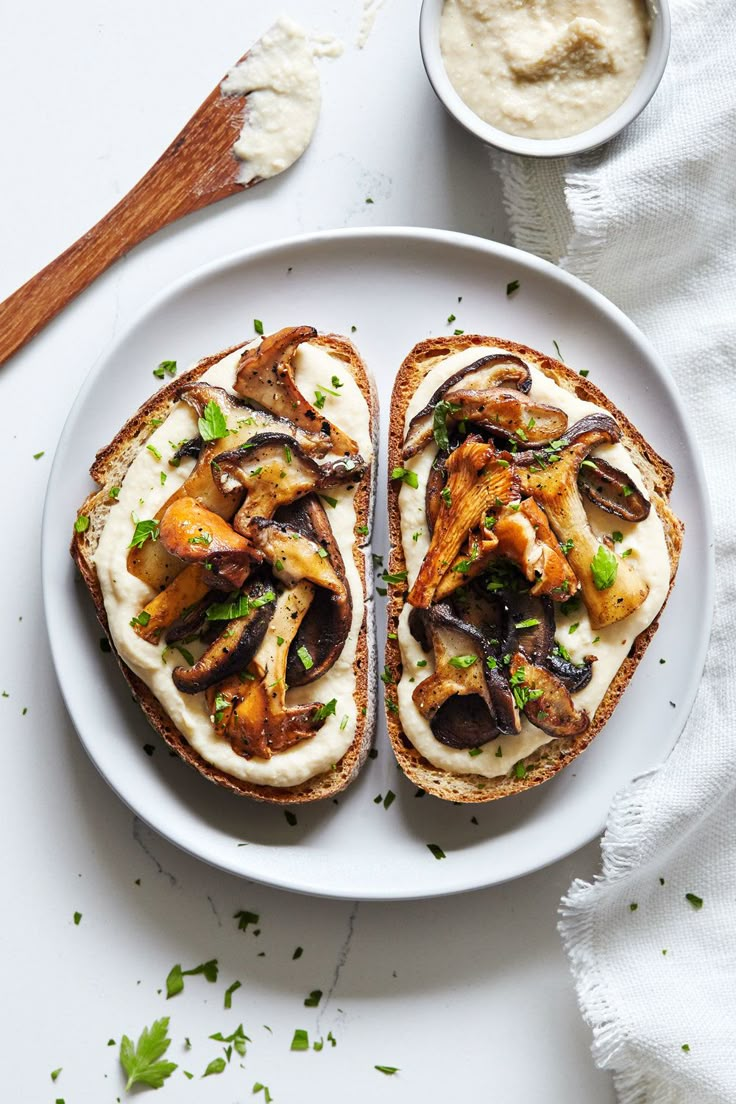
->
(383, 790, 396, 810)
(153, 360, 177, 380)
(73, 911, 82, 925)
(33, 450, 45, 460)
(320, 493, 338, 509)
(291, 1029, 309, 1051)
(292, 946, 303, 960)
(74, 514, 90, 534)
(312, 698, 337, 722)
(506, 280, 520, 296)
(375, 1065, 400, 1075)
(427, 843, 446, 860)
(685, 893, 703, 910)
(552, 340, 564, 361)
(224, 980, 242, 1008)
(284, 810, 298, 827)
(629, 902, 638, 912)
(304, 990, 322, 1007)
(235, 910, 259, 931)
(203, 1057, 227, 1077)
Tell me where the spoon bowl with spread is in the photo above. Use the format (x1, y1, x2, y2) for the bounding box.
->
(419, 0, 671, 158)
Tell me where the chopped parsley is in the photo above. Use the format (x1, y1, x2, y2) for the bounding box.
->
(515, 618, 540, 629)
(441, 485, 452, 507)
(304, 990, 322, 1007)
(559, 538, 574, 555)
(579, 368, 590, 378)
(382, 569, 408, 585)
(108, 486, 120, 499)
(297, 645, 314, 671)
(146, 443, 162, 461)
(153, 360, 177, 380)
(166, 959, 218, 998)
(254, 319, 264, 335)
(312, 699, 337, 722)
(73, 911, 82, 925)
(120, 1018, 177, 1091)
(375, 1066, 400, 1075)
(188, 532, 212, 546)
(514, 762, 527, 779)
(552, 340, 564, 361)
(203, 1057, 226, 1077)
(506, 280, 520, 296)
(293, 946, 303, 960)
(284, 809, 298, 827)
(331, 375, 343, 389)
(198, 400, 228, 442)
(314, 390, 327, 410)
(130, 610, 151, 629)
(224, 980, 242, 1009)
(427, 843, 446, 860)
(33, 450, 45, 460)
(234, 909, 259, 931)
(433, 400, 460, 451)
(685, 893, 703, 910)
(74, 514, 90, 534)
(206, 589, 275, 621)
(356, 524, 369, 535)
(391, 466, 419, 489)
(611, 530, 624, 543)
(449, 655, 477, 669)
(590, 544, 618, 590)
(383, 790, 396, 810)
(320, 493, 338, 509)
(291, 1029, 309, 1051)
(509, 667, 544, 710)
(128, 518, 160, 549)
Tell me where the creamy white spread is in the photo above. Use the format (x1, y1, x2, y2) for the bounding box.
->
(396, 347, 670, 779)
(94, 342, 372, 787)
(221, 16, 342, 185)
(440, 0, 650, 139)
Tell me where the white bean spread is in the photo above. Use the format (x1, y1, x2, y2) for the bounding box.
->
(440, 0, 650, 139)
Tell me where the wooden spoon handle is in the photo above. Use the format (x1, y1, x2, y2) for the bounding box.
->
(0, 83, 245, 368)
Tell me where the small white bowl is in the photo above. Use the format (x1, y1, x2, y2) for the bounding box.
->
(419, 0, 671, 158)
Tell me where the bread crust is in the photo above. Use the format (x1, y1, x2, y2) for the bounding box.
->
(71, 334, 377, 804)
(385, 335, 684, 803)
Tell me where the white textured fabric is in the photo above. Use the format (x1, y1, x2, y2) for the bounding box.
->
(498, 2, 736, 1101)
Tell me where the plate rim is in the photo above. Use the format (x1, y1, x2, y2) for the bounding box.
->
(41, 225, 714, 900)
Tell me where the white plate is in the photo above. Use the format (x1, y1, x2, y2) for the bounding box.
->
(42, 227, 712, 900)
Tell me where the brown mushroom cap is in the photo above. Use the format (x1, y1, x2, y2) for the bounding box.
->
(213, 432, 365, 532)
(508, 652, 589, 739)
(276, 495, 353, 688)
(172, 578, 276, 694)
(403, 388, 568, 460)
(402, 353, 532, 458)
(234, 326, 359, 456)
(578, 455, 651, 522)
(158, 497, 260, 591)
(410, 603, 520, 744)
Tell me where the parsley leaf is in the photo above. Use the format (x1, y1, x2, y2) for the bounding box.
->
(685, 892, 703, 910)
(203, 1057, 226, 1077)
(312, 698, 337, 722)
(74, 514, 90, 534)
(375, 1065, 400, 1075)
(153, 360, 177, 380)
(590, 544, 618, 590)
(254, 319, 264, 335)
(506, 280, 520, 296)
(224, 980, 241, 1008)
(449, 655, 477, 669)
(391, 466, 419, 489)
(304, 990, 322, 1007)
(119, 1017, 178, 1091)
(199, 400, 228, 442)
(234, 909, 259, 931)
(128, 518, 160, 549)
(433, 400, 460, 451)
(427, 843, 446, 860)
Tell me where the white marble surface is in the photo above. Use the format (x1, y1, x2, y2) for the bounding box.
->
(0, 1, 615, 1099)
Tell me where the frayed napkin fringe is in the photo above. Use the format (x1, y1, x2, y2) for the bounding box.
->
(560, 164, 609, 284)
(498, 153, 557, 263)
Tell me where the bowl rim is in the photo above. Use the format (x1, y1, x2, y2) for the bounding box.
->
(419, 0, 671, 158)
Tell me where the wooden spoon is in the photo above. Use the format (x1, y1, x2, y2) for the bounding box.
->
(0, 47, 282, 368)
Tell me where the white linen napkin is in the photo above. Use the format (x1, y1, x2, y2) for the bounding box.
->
(497, 2, 736, 1101)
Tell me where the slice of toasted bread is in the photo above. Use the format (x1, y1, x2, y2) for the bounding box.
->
(385, 335, 683, 803)
(72, 333, 377, 804)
